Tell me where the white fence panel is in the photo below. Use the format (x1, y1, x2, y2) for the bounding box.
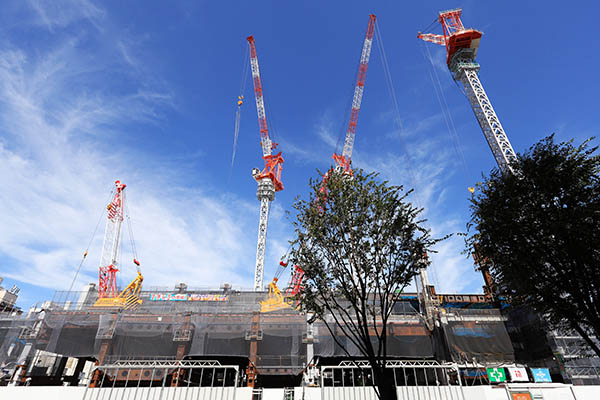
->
(322, 386, 378, 400)
(83, 386, 238, 400)
(397, 386, 464, 400)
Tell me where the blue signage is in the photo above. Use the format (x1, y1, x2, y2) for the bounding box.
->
(531, 368, 551, 383)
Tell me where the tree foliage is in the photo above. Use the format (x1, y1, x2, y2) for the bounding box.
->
(289, 169, 440, 399)
(466, 135, 600, 357)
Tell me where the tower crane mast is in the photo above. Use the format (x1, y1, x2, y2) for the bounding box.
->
(418, 9, 519, 314)
(418, 8, 517, 173)
(247, 36, 284, 291)
(333, 14, 376, 174)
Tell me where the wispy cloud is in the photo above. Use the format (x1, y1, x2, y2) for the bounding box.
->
(0, 2, 281, 302)
(27, 0, 104, 31)
(282, 112, 342, 167)
(420, 45, 447, 76)
(357, 139, 480, 293)
(287, 109, 481, 294)
(379, 111, 444, 141)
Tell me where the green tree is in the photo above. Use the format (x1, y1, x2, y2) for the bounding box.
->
(289, 169, 440, 400)
(466, 135, 600, 357)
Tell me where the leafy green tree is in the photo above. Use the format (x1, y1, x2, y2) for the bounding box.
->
(467, 135, 600, 357)
(289, 169, 440, 400)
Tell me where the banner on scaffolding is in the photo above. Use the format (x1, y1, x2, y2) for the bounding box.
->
(148, 293, 229, 302)
(531, 368, 551, 383)
(486, 367, 506, 383)
(508, 367, 529, 382)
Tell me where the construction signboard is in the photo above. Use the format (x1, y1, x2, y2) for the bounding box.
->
(487, 367, 506, 383)
(508, 367, 529, 382)
(531, 368, 552, 383)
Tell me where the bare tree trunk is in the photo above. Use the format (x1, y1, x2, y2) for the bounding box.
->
(373, 366, 397, 400)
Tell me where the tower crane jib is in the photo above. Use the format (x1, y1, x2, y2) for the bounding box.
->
(248, 36, 272, 158)
(333, 14, 376, 174)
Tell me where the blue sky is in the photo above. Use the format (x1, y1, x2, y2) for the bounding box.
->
(0, 1, 598, 309)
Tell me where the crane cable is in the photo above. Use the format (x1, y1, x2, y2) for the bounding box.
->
(262, 55, 281, 153)
(229, 45, 250, 182)
(373, 22, 420, 201)
(373, 21, 425, 208)
(374, 21, 441, 289)
(275, 242, 297, 291)
(419, 41, 472, 185)
(124, 192, 140, 274)
(419, 18, 439, 36)
(67, 187, 115, 293)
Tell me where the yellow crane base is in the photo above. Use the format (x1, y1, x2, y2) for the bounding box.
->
(93, 272, 144, 310)
(260, 280, 294, 313)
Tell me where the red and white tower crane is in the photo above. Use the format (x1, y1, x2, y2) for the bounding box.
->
(332, 14, 376, 174)
(418, 9, 519, 320)
(261, 15, 377, 312)
(418, 8, 517, 173)
(98, 180, 126, 298)
(247, 36, 284, 291)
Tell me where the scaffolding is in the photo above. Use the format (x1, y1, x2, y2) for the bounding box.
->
(550, 330, 600, 385)
(0, 287, 525, 389)
(82, 359, 240, 400)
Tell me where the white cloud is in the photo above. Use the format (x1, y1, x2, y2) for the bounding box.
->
(0, 3, 279, 302)
(420, 44, 448, 76)
(288, 110, 483, 294)
(0, 1, 484, 305)
(26, 0, 104, 31)
(359, 143, 480, 294)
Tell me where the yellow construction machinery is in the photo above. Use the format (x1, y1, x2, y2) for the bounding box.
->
(94, 270, 143, 309)
(260, 278, 291, 313)
(260, 263, 304, 313)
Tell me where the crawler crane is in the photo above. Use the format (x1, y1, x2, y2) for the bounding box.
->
(93, 180, 143, 309)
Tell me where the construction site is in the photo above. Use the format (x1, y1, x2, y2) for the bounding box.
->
(1, 8, 599, 400)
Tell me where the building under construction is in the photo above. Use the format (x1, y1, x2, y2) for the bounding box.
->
(1, 7, 600, 400)
(1, 281, 599, 397)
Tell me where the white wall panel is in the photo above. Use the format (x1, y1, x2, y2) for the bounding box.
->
(1, 384, 599, 400)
